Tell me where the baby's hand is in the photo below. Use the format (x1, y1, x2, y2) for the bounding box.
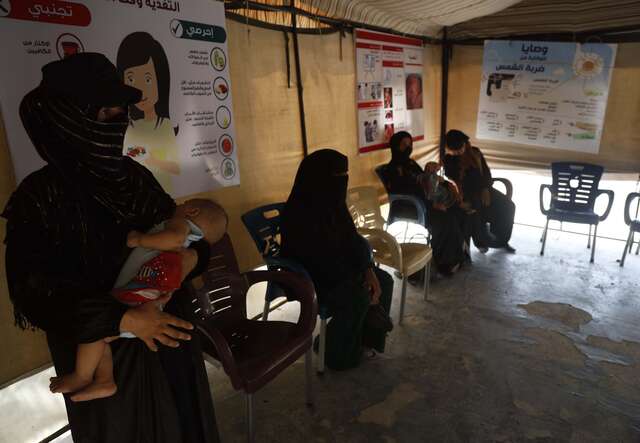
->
(127, 231, 143, 248)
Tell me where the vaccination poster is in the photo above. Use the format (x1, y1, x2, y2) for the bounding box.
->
(0, 0, 239, 197)
(477, 40, 617, 154)
(355, 29, 425, 154)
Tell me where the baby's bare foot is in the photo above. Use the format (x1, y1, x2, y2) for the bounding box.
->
(70, 380, 117, 402)
(49, 373, 92, 394)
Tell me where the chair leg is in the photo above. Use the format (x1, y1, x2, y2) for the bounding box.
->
(399, 275, 407, 324)
(246, 393, 255, 443)
(423, 262, 430, 301)
(636, 234, 640, 255)
(317, 318, 327, 375)
(630, 233, 635, 254)
(587, 225, 592, 249)
(304, 348, 314, 407)
(262, 300, 271, 321)
(590, 224, 598, 263)
(621, 229, 633, 267)
(540, 219, 550, 256)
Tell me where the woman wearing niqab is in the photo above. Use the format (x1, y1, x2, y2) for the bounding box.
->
(281, 149, 394, 370)
(378, 131, 468, 275)
(3, 53, 219, 443)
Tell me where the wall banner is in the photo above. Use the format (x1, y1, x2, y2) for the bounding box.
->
(0, 0, 239, 197)
(477, 40, 617, 154)
(355, 29, 425, 154)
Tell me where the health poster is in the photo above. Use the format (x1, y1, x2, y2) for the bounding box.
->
(355, 29, 424, 154)
(477, 40, 617, 154)
(0, 0, 239, 197)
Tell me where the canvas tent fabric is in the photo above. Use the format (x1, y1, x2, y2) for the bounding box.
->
(448, 0, 640, 41)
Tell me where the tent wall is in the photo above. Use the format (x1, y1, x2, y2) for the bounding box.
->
(447, 43, 640, 172)
(0, 20, 441, 385)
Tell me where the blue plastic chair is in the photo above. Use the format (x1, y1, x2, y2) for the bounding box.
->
(241, 203, 332, 373)
(539, 162, 614, 263)
(620, 192, 640, 267)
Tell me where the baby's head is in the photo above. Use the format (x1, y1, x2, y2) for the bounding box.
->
(175, 198, 228, 244)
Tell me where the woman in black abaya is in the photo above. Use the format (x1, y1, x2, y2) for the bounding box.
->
(378, 131, 467, 275)
(281, 149, 394, 370)
(3, 53, 219, 443)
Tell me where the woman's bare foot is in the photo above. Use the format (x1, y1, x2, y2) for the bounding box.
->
(50, 373, 91, 394)
(70, 380, 117, 402)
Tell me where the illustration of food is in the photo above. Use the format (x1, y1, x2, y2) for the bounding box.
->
(217, 83, 227, 94)
(126, 146, 147, 158)
(222, 138, 232, 154)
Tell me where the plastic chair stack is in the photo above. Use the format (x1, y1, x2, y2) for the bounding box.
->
(190, 234, 317, 443)
(539, 162, 614, 263)
(346, 186, 433, 324)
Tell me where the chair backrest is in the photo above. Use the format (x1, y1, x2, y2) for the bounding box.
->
(347, 186, 385, 230)
(191, 234, 246, 330)
(241, 203, 285, 258)
(550, 162, 604, 212)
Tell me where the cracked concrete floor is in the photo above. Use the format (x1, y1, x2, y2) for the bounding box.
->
(208, 224, 640, 443)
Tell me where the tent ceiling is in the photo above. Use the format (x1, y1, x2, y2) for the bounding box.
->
(296, 0, 524, 36)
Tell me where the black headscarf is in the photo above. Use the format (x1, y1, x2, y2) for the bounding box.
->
(16, 54, 174, 225)
(281, 150, 368, 291)
(389, 131, 413, 164)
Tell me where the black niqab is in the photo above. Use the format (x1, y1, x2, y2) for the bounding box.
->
(389, 131, 413, 164)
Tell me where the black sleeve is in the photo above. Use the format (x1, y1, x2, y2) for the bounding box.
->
(476, 148, 493, 188)
(4, 190, 127, 342)
(184, 239, 211, 282)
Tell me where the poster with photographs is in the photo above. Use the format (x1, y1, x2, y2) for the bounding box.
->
(355, 29, 424, 153)
(0, 0, 239, 197)
(477, 40, 617, 153)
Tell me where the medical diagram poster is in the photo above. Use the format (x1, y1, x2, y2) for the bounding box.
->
(0, 0, 239, 197)
(355, 29, 425, 153)
(477, 40, 617, 154)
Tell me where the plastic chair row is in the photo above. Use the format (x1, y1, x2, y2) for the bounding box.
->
(620, 192, 640, 267)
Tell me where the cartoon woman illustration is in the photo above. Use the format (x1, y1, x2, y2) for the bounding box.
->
(117, 32, 180, 193)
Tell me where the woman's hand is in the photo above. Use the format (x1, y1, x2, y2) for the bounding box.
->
(127, 231, 142, 248)
(119, 294, 194, 352)
(363, 267, 381, 305)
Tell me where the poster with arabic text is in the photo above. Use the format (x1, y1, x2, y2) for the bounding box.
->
(0, 0, 239, 196)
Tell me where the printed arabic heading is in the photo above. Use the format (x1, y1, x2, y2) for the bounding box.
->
(112, 0, 180, 12)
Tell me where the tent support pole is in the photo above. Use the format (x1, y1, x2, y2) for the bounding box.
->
(291, 2, 309, 157)
(439, 27, 450, 160)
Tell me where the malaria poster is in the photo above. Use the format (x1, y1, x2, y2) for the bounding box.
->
(355, 29, 425, 154)
(477, 40, 617, 154)
(0, 0, 239, 197)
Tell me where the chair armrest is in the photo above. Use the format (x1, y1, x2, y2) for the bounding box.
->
(492, 178, 513, 200)
(595, 189, 615, 221)
(243, 270, 318, 335)
(388, 193, 427, 226)
(539, 184, 552, 216)
(196, 322, 241, 382)
(624, 192, 640, 226)
(357, 227, 403, 272)
(264, 256, 311, 279)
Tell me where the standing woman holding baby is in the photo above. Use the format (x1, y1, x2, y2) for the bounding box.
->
(3, 54, 220, 442)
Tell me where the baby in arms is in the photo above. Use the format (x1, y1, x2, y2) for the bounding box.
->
(50, 199, 228, 402)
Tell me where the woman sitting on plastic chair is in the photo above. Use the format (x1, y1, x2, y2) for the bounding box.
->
(281, 149, 394, 371)
(380, 131, 468, 276)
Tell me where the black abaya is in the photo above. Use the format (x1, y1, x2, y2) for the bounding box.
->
(3, 54, 219, 443)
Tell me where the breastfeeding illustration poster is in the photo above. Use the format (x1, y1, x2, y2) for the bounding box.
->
(355, 29, 424, 153)
(477, 40, 617, 154)
(0, 0, 239, 197)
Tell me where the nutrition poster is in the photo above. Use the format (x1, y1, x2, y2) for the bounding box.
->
(477, 40, 617, 154)
(0, 0, 239, 197)
(355, 29, 425, 154)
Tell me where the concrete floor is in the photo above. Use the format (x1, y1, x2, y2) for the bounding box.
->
(210, 224, 640, 443)
(2, 223, 639, 442)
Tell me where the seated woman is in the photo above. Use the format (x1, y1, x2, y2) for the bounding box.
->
(443, 130, 516, 253)
(378, 131, 467, 275)
(281, 149, 394, 371)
